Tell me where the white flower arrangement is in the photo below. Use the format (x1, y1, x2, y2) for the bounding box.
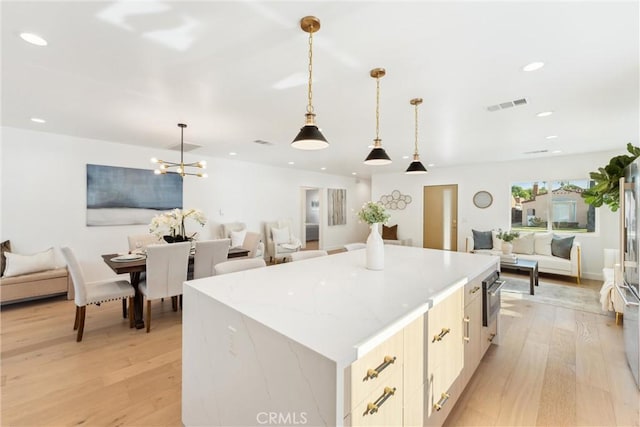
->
(149, 208, 207, 242)
(357, 201, 390, 225)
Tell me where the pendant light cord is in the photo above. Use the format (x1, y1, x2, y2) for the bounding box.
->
(375, 77, 380, 141)
(307, 27, 314, 114)
(414, 102, 419, 155)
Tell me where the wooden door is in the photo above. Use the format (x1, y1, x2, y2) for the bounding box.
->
(423, 184, 458, 250)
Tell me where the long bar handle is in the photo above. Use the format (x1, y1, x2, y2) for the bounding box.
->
(432, 327, 451, 343)
(433, 392, 450, 412)
(470, 286, 481, 294)
(463, 316, 470, 342)
(615, 283, 640, 307)
(363, 386, 396, 416)
(488, 333, 496, 342)
(363, 355, 396, 381)
(489, 280, 506, 296)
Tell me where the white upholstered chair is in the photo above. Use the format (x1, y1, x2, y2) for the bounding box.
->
(219, 222, 265, 259)
(344, 243, 366, 251)
(214, 258, 266, 275)
(290, 250, 328, 262)
(127, 234, 164, 251)
(264, 219, 301, 263)
(140, 242, 190, 333)
(61, 247, 135, 342)
(194, 239, 230, 279)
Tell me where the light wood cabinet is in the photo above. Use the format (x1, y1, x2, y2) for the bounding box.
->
(462, 275, 484, 385)
(350, 370, 404, 426)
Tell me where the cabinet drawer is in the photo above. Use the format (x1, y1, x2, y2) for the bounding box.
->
(463, 277, 482, 306)
(403, 314, 426, 395)
(349, 370, 403, 427)
(349, 329, 403, 410)
(427, 288, 463, 373)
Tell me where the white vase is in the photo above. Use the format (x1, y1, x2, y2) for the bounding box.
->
(501, 241, 513, 255)
(366, 223, 384, 270)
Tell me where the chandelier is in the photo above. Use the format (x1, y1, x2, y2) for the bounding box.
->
(151, 123, 207, 178)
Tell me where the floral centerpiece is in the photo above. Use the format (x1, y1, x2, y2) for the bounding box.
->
(495, 229, 520, 242)
(149, 208, 207, 243)
(357, 201, 390, 225)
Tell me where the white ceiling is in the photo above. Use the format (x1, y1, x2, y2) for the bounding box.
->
(2, 1, 638, 178)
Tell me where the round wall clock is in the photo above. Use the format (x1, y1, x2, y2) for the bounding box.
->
(473, 191, 493, 209)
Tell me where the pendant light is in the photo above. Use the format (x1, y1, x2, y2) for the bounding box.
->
(291, 16, 328, 150)
(364, 68, 392, 165)
(405, 98, 428, 174)
(151, 123, 207, 178)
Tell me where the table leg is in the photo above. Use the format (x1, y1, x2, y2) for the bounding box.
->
(534, 265, 539, 287)
(529, 268, 535, 295)
(129, 271, 145, 329)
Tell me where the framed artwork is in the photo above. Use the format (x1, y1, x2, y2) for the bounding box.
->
(327, 188, 347, 226)
(86, 164, 183, 226)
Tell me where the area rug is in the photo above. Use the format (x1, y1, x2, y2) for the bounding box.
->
(501, 277, 605, 315)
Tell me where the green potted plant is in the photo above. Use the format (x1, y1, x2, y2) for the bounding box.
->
(496, 229, 520, 255)
(582, 143, 640, 212)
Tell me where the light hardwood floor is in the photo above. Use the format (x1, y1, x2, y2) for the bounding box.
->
(1, 274, 638, 426)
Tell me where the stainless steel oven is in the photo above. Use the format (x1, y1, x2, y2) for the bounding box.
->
(482, 270, 504, 327)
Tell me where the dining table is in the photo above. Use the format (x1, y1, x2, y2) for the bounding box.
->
(102, 247, 250, 329)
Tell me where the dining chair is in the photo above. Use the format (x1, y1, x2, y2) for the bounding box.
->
(214, 258, 266, 275)
(127, 233, 164, 252)
(193, 239, 230, 279)
(290, 250, 328, 262)
(61, 247, 135, 342)
(344, 243, 366, 251)
(140, 242, 190, 333)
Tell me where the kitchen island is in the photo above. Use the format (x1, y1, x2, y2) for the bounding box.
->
(182, 245, 499, 426)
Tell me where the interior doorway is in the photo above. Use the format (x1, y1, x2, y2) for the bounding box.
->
(423, 184, 458, 251)
(301, 187, 321, 249)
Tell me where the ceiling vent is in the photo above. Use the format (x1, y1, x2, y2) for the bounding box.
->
(487, 98, 528, 112)
(253, 139, 274, 146)
(168, 143, 201, 152)
(523, 149, 549, 155)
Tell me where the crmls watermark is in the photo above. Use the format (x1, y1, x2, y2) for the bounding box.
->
(256, 412, 308, 425)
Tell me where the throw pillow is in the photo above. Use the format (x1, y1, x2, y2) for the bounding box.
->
(230, 230, 247, 248)
(551, 235, 575, 260)
(472, 229, 493, 250)
(271, 227, 290, 245)
(512, 232, 534, 255)
(382, 224, 398, 240)
(491, 230, 502, 251)
(1, 239, 11, 276)
(534, 232, 553, 256)
(3, 247, 57, 277)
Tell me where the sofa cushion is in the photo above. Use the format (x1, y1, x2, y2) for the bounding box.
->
(512, 232, 534, 255)
(551, 235, 575, 260)
(1, 240, 11, 276)
(382, 224, 398, 240)
(472, 230, 493, 250)
(519, 253, 571, 272)
(3, 248, 57, 278)
(534, 233, 553, 256)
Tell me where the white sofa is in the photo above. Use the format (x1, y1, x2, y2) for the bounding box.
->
(599, 249, 623, 322)
(465, 231, 581, 283)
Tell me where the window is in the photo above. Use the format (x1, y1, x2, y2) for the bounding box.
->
(510, 179, 595, 233)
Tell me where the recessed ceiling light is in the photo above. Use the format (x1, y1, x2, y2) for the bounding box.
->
(552, 150, 563, 154)
(427, 163, 435, 167)
(545, 135, 558, 140)
(402, 155, 409, 160)
(30, 117, 46, 123)
(229, 152, 237, 156)
(536, 111, 553, 117)
(351, 172, 357, 175)
(320, 167, 326, 170)
(20, 32, 47, 46)
(288, 161, 295, 165)
(367, 145, 374, 149)
(522, 61, 544, 72)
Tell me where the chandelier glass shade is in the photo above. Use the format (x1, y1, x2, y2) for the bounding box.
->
(364, 68, 391, 165)
(405, 98, 428, 174)
(291, 16, 328, 150)
(151, 123, 207, 178)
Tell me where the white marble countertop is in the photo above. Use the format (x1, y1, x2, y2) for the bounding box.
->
(186, 245, 498, 369)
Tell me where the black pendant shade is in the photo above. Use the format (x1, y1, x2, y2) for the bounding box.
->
(364, 146, 392, 165)
(405, 159, 428, 174)
(291, 124, 329, 150)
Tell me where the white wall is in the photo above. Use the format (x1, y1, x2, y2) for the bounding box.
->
(371, 150, 621, 280)
(1, 127, 370, 280)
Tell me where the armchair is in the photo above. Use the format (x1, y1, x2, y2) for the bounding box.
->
(218, 222, 264, 259)
(264, 219, 301, 263)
